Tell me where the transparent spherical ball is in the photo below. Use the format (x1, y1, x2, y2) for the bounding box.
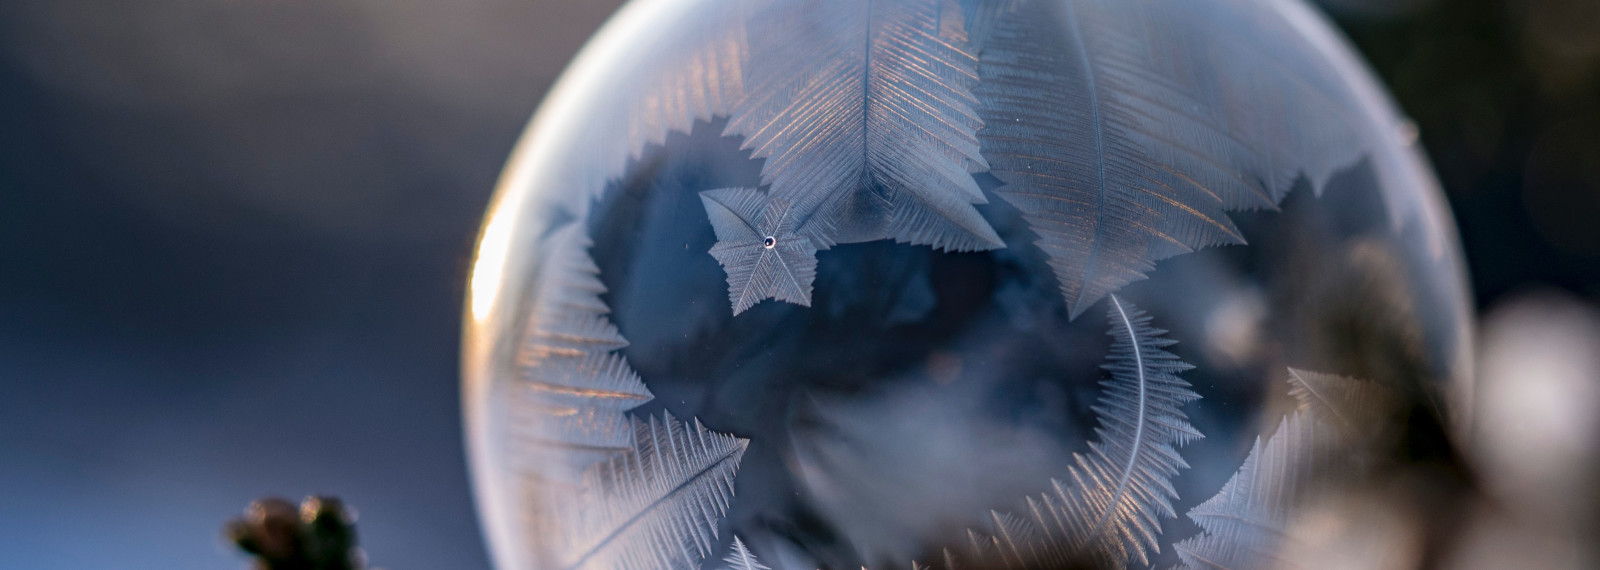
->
(462, 1, 1472, 569)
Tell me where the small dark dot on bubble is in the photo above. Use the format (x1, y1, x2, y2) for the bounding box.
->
(763, 236, 777, 248)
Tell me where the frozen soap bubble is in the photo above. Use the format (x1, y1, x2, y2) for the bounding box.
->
(461, 0, 1473, 569)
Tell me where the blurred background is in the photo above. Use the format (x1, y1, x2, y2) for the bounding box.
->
(0, 0, 1595, 568)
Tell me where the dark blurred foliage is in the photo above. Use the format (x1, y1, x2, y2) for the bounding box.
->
(226, 496, 364, 570)
(0, 0, 1594, 568)
(1328, 0, 1600, 301)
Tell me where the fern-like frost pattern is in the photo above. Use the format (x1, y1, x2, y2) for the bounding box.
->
(1286, 368, 1396, 432)
(961, 296, 1201, 568)
(512, 224, 655, 479)
(1174, 369, 1399, 569)
(561, 0, 748, 203)
(974, 0, 1367, 317)
(505, 224, 752, 570)
(706, 0, 1002, 314)
(554, 412, 750, 570)
(1174, 412, 1331, 570)
(695, 0, 1401, 316)
(718, 537, 772, 570)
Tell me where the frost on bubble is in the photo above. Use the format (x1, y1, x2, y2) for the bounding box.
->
(511, 223, 654, 480)
(1174, 369, 1399, 569)
(701, 188, 819, 315)
(718, 537, 772, 570)
(685, 0, 1392, 317)
(552, 412, 749, 570)
(727, 0, 1001, 254)
(960, 296, 1202, 568)
(504, 223, 749, 570)
(701, 0, 1004, 314)
(973, 0, 1367, 317)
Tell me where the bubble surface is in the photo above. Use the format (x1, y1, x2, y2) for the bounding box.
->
(463, 1, 1473, 568)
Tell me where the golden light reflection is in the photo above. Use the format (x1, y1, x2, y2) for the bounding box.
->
(470, 209, 512, 321)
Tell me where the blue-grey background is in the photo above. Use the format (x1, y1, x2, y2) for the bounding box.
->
(0, 0, 1595, 568)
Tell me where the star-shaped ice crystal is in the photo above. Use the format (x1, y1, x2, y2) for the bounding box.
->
(699, 188, 819, 315)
